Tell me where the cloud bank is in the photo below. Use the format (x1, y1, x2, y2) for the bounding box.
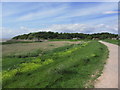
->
(2, 24, 118, 39)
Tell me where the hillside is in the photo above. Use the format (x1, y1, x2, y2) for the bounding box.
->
(12, 32, 118, 40)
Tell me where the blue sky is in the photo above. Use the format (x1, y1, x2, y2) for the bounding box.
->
(1, 2, 118, 38)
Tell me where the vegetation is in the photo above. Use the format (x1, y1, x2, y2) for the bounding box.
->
(2, 41, 108, 88)
(1, 40, 40, 45)
(12, 31, 118, 40)
(2, 41, 80, 71)
(2, 41, 79, 58)
(103, 39, 120, 46)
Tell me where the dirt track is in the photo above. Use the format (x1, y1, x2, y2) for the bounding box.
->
(95, 41, 118, 88)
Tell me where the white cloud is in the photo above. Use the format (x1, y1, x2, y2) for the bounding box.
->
(17, 4, 68, 21)
(1, 24, 118, 39)
(43, 24, 118, 34)
(104, 11, 119, 14)
(2, 27, 17, 38)
(3, 3, 49, 17)
(20, 26, 28, 30)
(54, 2, 118, 19)
(1, 27, 35, 38)
(46, 24, 89, 33)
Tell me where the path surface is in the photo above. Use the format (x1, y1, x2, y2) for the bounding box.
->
(95, 41, 118, 88)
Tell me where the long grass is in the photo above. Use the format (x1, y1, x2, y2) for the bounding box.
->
(103, 39, 120, 46)
(1, 40, 40, 45)
(2, 41, 108, 88)
(2, 41, 79, 57)
(48, 39, 92, 42)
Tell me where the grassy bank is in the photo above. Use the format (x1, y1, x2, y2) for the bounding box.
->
(103, 39, 120, 46)
(2, 41, 108, 88)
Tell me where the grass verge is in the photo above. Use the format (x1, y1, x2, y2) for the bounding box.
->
(103, 39, 120, 46)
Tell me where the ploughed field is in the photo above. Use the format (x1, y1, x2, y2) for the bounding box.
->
(2, 40, 108, 88)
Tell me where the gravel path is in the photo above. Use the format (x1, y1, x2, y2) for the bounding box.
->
(95, 41, 118, 88)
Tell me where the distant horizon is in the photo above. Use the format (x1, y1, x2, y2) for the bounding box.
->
(1, 31, 118, 40)
(1, 2, 118, 38)
(1, 31, 119, 40)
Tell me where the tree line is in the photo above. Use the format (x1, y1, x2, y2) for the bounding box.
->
(12, 31, 119, 40)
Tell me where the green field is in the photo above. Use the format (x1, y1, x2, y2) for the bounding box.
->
(2, 40, 108, 88)
(103, 39, 120, 46)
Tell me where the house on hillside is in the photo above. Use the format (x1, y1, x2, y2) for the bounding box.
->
(92, 38, 99, 40)
(111, 38, 116, 40)
(72, 38, 81, 40)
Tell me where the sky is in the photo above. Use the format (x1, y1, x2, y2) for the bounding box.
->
(1, 2, 118, 38)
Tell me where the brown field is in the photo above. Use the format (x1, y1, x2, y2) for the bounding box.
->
(2, 41, 81, 57)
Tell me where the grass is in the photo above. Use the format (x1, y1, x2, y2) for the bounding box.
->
(2, 57, 34, 71)
(2, 41, 108, 88)
(103, 39, 120, 46)
(2, 41, 80, 57)
(1, 40, 40, 45)
(2, 41, 80, 71)
(48, 39, 92, 42)
(2, 44, 75, 71)
(1, 39, 89, 45)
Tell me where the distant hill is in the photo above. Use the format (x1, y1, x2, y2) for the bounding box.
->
(12, 31, 119, 41)
(0, 39, 10, 42)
